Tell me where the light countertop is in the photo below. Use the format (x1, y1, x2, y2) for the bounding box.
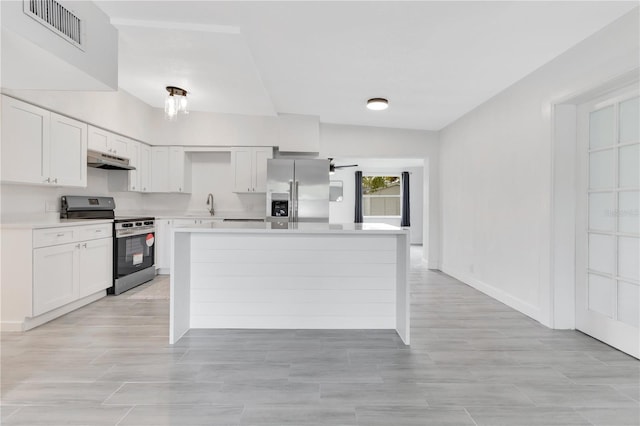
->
(0, 217, 113, 230)
(173, 221, 408, 235)
(119, 210, 265, 220)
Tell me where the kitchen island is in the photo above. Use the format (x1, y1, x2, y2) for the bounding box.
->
(170, 222, 410, 345)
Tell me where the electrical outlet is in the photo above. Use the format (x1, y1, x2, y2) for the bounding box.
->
(45, 201, 59, 213)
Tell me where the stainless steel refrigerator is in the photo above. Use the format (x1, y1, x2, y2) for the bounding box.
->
(266, 159, 329, 222)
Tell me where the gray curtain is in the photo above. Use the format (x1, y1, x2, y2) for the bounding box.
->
(401, 171, 410, 227)
(354, 171, 363, 223)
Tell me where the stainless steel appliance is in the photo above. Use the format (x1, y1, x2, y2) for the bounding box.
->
(87, 149, 135, 170)
(266, 159, 329, 222)
(60, 196, 155, 295)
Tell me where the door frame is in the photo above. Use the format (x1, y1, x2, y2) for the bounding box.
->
(549, 68, 639, 330)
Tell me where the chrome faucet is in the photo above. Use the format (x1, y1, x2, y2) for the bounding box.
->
(206, 193, 214, 216)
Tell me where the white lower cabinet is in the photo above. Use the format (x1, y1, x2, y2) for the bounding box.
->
(155, 218, 223, 273)
(1, 223, 113, 331)
(33, 243, 78, 316)
(79, 238, 113, 297)
(33, 234, 112, 316)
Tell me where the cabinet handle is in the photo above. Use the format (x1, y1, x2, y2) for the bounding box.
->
(52, 178, 58, 183)
(83, 243, 87, 248)
(56, 233, 65, 237)
(75, 243, 81, 249)
(43, 178, 50, 183)
(95, 229, 102, 233)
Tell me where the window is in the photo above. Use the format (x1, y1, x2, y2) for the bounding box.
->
(362, 175, 401, 216)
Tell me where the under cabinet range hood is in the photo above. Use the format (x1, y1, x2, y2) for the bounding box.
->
(87, 149, 135, 170)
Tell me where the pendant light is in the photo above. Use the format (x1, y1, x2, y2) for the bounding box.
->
(165, 86, 189, 121)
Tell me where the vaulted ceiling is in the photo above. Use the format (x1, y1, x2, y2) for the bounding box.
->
(96, 1, 637, 130)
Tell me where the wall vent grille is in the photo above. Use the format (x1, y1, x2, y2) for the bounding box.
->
(23, 0, 84, 50)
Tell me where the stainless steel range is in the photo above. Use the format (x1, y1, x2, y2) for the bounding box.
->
(61, 196, 156, 295)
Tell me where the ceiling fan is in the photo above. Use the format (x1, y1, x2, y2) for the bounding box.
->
(328, 158, 358, 174)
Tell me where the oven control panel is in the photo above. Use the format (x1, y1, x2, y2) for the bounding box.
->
(115, 219, 155, 237)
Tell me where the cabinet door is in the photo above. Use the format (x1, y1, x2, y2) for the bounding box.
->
(127, 140, 140, 191)
(49, 113, 87, 187)
(1, 96, 50, 185)
(139, 144, 152, 192)
(88, 125, 110, 154)
(78, 238, 112, 297)
(151, 147, 169, 192)
(168, 147, 185, 192)
(231, 148, 253, 192)
(110, 134, 129, 158)
(33, 243, 78, 316)
(253, 147, 272, 192)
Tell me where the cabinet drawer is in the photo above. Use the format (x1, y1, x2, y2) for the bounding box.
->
(33, 228, 75, 248)
(78, 224, 112, 241)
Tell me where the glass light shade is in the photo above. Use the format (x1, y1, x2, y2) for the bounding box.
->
(367, 98, 388, 110)
(179, 95, 189, 114)
(164, 86, 188, 120)
(165, 95, 178, 120)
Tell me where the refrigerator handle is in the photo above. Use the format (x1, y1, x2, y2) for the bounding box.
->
(294, 180, 299, 222)
(288, 180, 294, 220)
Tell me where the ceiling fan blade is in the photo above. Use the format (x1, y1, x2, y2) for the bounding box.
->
(334, 164, 358, 169)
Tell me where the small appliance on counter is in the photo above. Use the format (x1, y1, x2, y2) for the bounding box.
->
(61, 196, 155, 295)
(266, 159, 330, 223)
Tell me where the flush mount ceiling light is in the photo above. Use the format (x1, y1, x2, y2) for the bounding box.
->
(366, 98, 388, 111)
(164, 86, 189, 121)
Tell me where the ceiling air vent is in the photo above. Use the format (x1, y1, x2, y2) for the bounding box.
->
(23, 0, 84, 50)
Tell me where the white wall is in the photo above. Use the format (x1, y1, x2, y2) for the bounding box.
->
(0, 169, 141, 221)
(1, 0, 118, 90)
(1, 89, 155, 143)
(438, 10, 639, 326)
(149, 109, 279, 147)
(320, 123, 440, 267)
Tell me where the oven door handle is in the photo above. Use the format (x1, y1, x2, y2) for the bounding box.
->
(115, 227, 155, 238)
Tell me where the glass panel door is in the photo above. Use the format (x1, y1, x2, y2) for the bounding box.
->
(576, 90, 639, 358)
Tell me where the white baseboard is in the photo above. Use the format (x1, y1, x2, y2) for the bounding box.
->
(441, 264, 541, 323)
(1, 291, 106, 332)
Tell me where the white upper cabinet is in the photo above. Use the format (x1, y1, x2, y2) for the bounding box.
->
(88, 125, 128, 158)
(126, 140, 140, 192)
(139, 144, 152, 193)
(49, 113, 87, 187)
(151, 146, 191, 193)
(1, 96, 86, 187)
(231, 147, 273, 193)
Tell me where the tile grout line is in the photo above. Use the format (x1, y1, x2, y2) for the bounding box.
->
(463, 407, 479, 426)
(114, 405, 135, 426)
(101, 382, 127, 406)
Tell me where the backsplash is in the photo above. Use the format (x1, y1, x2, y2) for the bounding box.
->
(1, 153, 266, 221)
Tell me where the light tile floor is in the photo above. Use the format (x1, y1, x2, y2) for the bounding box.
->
(1, 247, 638, 425)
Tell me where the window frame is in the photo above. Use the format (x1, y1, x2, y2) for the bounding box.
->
(362, 173, 402, 218)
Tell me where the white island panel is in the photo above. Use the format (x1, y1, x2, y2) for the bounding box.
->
(170, 223, 410, 344)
